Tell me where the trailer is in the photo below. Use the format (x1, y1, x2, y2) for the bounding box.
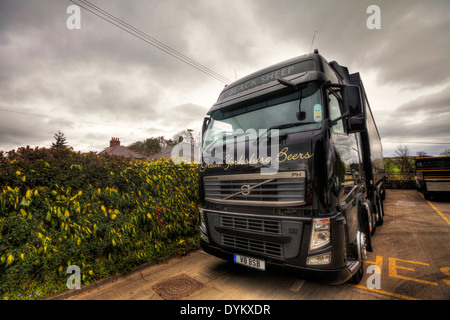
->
(198, 50, 385, 284)
(416, 156, 450, 199)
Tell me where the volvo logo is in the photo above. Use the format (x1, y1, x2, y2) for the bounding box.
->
(240, 184, 251, 196)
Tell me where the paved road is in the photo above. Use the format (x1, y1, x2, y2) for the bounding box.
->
(62, 189, 450, 301)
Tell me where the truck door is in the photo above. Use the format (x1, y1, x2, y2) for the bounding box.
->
(327, 89, 363, 245)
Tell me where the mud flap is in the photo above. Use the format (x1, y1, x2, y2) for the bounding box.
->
(359, 200, 373, 252)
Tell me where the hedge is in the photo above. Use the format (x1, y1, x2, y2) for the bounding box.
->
(0, 147, 199, 300)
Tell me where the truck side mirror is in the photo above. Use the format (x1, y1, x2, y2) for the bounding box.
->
(347, 116, 366, 133)
(344, 85, 363, 116)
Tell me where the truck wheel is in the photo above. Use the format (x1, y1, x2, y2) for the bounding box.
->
(376, 197, 384, 226)
(380, 185, 386, 201)
(348, 227, 367, 284)
(370, 203, 377, 235)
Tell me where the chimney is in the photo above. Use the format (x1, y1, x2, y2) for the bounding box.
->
(110, 137, 120, 147)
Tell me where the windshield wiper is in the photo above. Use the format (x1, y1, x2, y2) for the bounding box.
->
(277, 77, 305, 121)
(254, 121, 317, 144)
(268, 122, 317, 130)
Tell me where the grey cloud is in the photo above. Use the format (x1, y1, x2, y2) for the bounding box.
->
(153, 103, 208, 132)
(1, 0, 449, 154)
(395, 85, 450, 115)
(0, 0, 216, 90)
(45, 117, 75, 130)
(251, 0, 450, 88)
(379, 116, 450, 139)
(0, 113, 52, 151)
(169, 103, 207, 119)
(376, 85, 450, 148)
(362, 1, 450, 88)
(370, 82, 450, 156)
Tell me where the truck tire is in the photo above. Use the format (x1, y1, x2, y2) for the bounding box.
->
(380, 184, 386, 201)
(376, 196, 384, 226)
(348, 225, 367, 284)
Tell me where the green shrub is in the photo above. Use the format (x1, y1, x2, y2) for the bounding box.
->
(0, 147, 199, 300)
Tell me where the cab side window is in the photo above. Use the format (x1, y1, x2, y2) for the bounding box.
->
(328, 92, 344, 134)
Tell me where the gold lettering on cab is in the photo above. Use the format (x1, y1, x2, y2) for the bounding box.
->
(200, 147, 313, 172)
(276, 147, 313, 163)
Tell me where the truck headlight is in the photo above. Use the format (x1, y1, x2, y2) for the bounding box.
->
(198, 208, 209, 243)
(307, 252, 331, 265)
(199, 207, 206, 230)
(309, 218, 330, 251)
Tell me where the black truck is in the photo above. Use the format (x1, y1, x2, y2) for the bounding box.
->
(198, 50, 386, 284)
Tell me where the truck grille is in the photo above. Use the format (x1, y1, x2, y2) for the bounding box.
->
(204, 211, 303, 260)
(220, 215, 280, 235)
(204, 171, 305, 206)
(221, 234, 283, 258)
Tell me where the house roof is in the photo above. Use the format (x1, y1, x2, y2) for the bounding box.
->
(99, 137, 147, 159)
(99, 145, 147, 159)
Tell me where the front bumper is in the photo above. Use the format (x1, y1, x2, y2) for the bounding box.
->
(200, 240, 352, 285)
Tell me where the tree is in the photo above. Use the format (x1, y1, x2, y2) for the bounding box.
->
(441, 148, 450, 156)
(126, 130, 200, 157)
(51, 131, 68, 149)
(172, 129, 203, 149)
(395, 145, 412, 173)
(127, 137, 168, 157)
(384, 157, 396, 175)
(416, 151, 429, 157)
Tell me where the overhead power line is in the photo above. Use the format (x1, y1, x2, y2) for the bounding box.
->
(69, 0, 232, 84)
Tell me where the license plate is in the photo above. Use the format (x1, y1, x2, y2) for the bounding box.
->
(234, 254, 265, 271)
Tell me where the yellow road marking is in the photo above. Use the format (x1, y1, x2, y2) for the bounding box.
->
(348, 284, 420, 300)
(418, 192, 450, 225)
(388, 257, 438, 286)
(365, 255, 383, 271)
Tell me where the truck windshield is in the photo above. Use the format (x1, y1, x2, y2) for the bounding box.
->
(204, 81, 322, 148)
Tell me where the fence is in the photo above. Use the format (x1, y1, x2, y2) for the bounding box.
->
(385, 173, 416, 189)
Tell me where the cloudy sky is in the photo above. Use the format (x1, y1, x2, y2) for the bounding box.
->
(1, 0, 449, 156)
